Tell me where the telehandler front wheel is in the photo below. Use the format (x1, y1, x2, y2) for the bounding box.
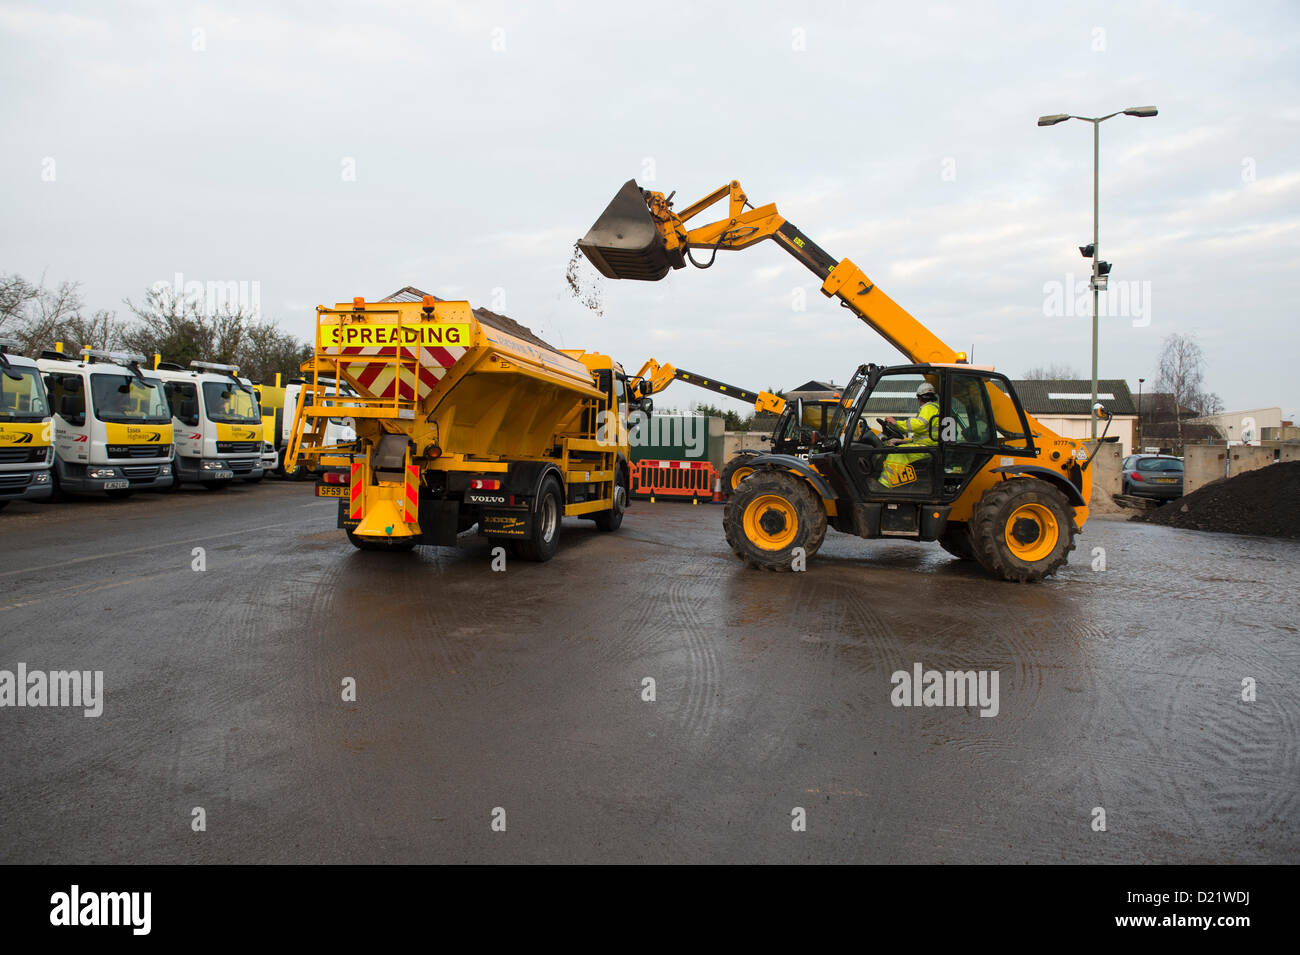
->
(937, 521, 975, 561)
(970, 478, 1077, 583)
(723, 470, 826, 572)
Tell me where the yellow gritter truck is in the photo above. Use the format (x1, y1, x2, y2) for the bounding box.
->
(306, 288, 641, 561)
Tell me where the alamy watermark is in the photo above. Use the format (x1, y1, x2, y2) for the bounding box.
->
(1043, 273, 1151, 327)
(890, 662, 999, 717)
(0, 663, 103, 717)
(596, 410, 705, 458)
(149, 272, 262, 319)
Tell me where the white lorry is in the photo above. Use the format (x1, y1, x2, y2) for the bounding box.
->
(36, 349, 174, 497)
(154, 360, 265, 488)
(0, 339, 54, 509)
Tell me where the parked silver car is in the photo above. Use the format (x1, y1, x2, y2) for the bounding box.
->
(1122, 454, 1184, 501)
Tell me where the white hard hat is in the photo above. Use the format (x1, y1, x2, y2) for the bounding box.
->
(915, 382, 937, 400)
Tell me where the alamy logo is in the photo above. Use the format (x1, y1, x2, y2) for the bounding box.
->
(50, 885, 151, 935)
(0, 664, 103, 717)
(890, 662, 999, 717)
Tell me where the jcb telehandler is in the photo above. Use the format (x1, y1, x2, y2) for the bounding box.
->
(625, 357, 840, 497)
(579, 180, 1114, 582)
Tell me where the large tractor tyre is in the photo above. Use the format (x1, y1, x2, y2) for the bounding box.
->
(514, 476, 563, 562)
(937, 521, 976, 561)
(718, 451, 760, 498)
(593, 466, 628, 532)
(723, 470, 827, 572)
(346, 530, 416, 552)
(969, 478, 1077, 583)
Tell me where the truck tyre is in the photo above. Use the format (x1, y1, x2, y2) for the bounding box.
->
(346, 530, 416, 552)
(593, 466, 628, 532)
(515, 476, 563, 562)
(719, 451, 760, 498)
(937, 521, 975, 561)
(969, 477, 1077, 583)
(723, 470, 826, 571)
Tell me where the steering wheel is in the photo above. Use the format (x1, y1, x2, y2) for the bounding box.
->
(854, 419, 883, 449)
(877, 417, 905, 441)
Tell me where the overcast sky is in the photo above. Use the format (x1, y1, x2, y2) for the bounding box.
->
(2, 1, 1297, 419)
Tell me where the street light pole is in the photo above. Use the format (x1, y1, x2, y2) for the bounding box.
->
(1038, 106, 1158, 438)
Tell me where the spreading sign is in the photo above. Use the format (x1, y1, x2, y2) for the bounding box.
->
(322, 323, 470, 348)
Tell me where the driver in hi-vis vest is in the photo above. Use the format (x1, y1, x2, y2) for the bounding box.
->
(878, 382, 939, 487)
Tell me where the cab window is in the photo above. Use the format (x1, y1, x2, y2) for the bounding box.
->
(44, 372, 85, 425)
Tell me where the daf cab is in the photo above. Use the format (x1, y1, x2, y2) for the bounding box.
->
(153, 360, 266, 488)
(0, 339, 54, 508)
(37, 349, 174, 496)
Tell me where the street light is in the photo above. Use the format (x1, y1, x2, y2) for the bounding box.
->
(1038, 105, 1158, 436)
(1137, 377, 1145, 452)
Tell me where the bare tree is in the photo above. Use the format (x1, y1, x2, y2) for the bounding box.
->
(1155, 332, 1218, 449)
(0, 273, 112, 354)
(1022, 362, 1082, 380)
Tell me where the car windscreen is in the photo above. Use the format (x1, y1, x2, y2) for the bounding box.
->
(1137, 458, 1183, 472)
(0, 366, 48, 421)
(202, 381, 261, 423)
(90, 373, 172, 423)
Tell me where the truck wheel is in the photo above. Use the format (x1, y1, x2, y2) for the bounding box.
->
(937, 522, 975, 561)
(515, 476, 563, 562)
(593, 466, 628, 532)
(723, 470, 826, 571)
(346, 530, 416, 552)
(719, 451, 759, 498)
(969, 478, 1077, 583)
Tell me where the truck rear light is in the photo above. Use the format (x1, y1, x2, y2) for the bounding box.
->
(470, 478, 501, 490)
(324, 471, 347, 484)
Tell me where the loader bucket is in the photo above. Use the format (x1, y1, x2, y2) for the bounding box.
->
(577, 179, 682, 281)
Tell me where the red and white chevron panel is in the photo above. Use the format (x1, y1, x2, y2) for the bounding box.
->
(324, 344, 468, 401)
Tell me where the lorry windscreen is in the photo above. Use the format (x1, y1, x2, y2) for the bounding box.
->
(90, 374, 171, 423)
(202, 381, 261, 424)
(0, 367, 49, 422)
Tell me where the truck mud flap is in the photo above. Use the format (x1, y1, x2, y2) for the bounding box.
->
(479, 508, 532, 539)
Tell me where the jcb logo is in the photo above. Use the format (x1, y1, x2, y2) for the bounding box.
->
(897, 464, 917, 485)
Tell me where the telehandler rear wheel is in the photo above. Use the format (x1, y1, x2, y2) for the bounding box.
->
(719, 451, 759, 498)
(723, 470, 826, 571)
(969, 478, 1077, 582)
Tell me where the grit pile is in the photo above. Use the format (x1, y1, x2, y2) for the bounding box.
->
(1131, 459, 1300, 539)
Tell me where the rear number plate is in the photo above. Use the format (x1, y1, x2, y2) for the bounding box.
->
(315, 484, 347, 498)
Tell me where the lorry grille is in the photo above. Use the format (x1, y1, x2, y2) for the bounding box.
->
(228, 459, 255, 473)
(0, 472, 33, 490)
(107, 444, 164, 458)
(122, 465, 160, 481)
(0, 447, 44, 464)
(217, 441, 259, 454)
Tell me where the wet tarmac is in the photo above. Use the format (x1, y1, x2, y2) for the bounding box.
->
(1, 483, 1296, 863)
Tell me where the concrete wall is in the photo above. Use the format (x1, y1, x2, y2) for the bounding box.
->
(1087, 442, 1123, 514)
(1185, 407, 1283, 445)
(723, 431, 770, 463)
(1184, 444, 1275, 495)
(1280, 444, 1300, 463)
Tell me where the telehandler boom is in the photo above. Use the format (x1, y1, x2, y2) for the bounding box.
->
(580, 179, 1114, 582)
(627, 357, 840, 496)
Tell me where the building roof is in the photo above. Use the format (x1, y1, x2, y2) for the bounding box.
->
(1010, 379, 1136, 416)
(788, 380, 840, 394)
